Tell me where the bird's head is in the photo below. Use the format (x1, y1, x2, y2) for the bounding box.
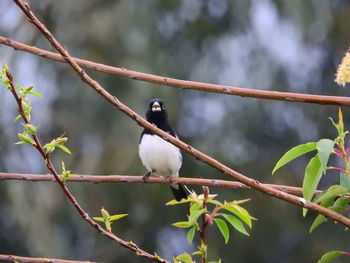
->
(149, 98, 165, 112)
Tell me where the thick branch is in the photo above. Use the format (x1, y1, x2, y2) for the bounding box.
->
(1, 35, 350, 106)
(0, 172, 314, 196)
(12, 0, 350, 228)
(0, 254, 100, 263)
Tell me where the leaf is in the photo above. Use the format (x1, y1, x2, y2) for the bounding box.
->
(309, 214, 327, 233)
(340, 173, 350, 192)
(302, 155, 323, 216)
(207, 199, 222, 206)
(174, 253, 193, 263)
(17, 133, 36, 146)
(310, 197, 350, 232)
(186, 226, 196, 244)
(57, 144, 72, 154)
(222, 205, 253, 228)
(316, 139, 335, 172)
(316, 251, 344, 263)
(109, 214, 128, 221)
(190, 202, 200, 213)
(166, 198, 191, 206)
(93, 217, 104, 222)
(188, 208, 207, 225)
(207, 260, 221, 263)
(330, 196, 350, 212)
(272, 142, 317, 174)
(214, 218, 229, 244)
(27, 90, 43, 98)
(101, 207, 110, 219)
(314, 185, 348, 205)
(172, 221, 192, 228)
(23, 123, 37, 134)
(220, 213, 249, 236)
(14, 114, 22, 122)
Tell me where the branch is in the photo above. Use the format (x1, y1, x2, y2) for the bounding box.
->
(0, 254, 100, 263)
(12, 0, 350, 228)
(1, 35, 350, 106)
(0, 172, 316, 196)
(5, 68, 167, 263)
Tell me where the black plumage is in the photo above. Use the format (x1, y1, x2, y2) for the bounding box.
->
(139, 98, 188, 201)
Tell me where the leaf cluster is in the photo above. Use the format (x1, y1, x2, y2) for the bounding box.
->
(273, 108, 350, 233)
(169, 190, 255, 263)
(93, 207, 128, 232)
(43, 136, 72, 155)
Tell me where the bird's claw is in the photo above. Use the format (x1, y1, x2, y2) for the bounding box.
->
(142, 171, 152, 183)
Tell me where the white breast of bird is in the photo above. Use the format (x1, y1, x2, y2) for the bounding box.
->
(139, 134, 182, 177)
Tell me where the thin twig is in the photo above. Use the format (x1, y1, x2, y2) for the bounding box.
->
(200, 187, 209, 263)
(0, 254, 100, 263)
(0, 172, 322, 197)
(5, 68, 168, 263)
(12, 0, 350, 228)
(1, 35, 350, 106)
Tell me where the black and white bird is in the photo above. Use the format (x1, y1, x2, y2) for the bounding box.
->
(139, 98, 188, 201)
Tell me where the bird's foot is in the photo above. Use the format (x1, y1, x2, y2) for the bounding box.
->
(142, 171, 152, 183)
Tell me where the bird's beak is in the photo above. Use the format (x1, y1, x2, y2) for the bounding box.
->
(152, 101, 162, 112)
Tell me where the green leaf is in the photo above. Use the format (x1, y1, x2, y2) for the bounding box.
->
(186, 226, 196, 244)
(214, 218, 229, 244)
(220, 213, 249, 236)
(316, 251, 344, 263)
(340, 173, 350, 192)
(174, 253, 193, 263)
(310, 197, 350, 232)
(309, 214, 327, 233)
(166, 198, 191, 206)
(172, 221, 192, 228)
(316, 139, 335, 172)
(188, 208, 207, 225)
(302, 155, 323, 216)
(190, 202, 200, 213)
(207, 199, 222, 206)
(109, 214, 128, 221)
(93, 217, 104, 222)
(23, 123, 37, 134)
(14, 114, 22, 122)
(330, 196, 350, 212)
(314, 185, 348, 205)
(27, 90, 43, 98)
(272, 142, 317, 174)
(57, 144, 72, 154)
(17, 133, 36, 146)
(101, 208, 110, 219)
(222, 205, 253, 228)
(43, 143, 55, 154)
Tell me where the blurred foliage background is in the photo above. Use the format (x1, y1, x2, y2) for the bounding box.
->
(1, 0, 350, 262)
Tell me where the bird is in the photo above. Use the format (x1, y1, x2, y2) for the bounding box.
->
(138, 98, 188, 201)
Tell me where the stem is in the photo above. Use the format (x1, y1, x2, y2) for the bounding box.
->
(199, 186, 209, 263)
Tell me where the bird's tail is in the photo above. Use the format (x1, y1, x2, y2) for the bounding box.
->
(170, 184, 188, 201)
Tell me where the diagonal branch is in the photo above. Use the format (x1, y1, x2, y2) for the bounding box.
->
(12, 0, 350, 228)
(5, 68, 168, 263)
(0, 254, 100, 263)
(0, 172, 317, 196)
(1, 35, 350, 106)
